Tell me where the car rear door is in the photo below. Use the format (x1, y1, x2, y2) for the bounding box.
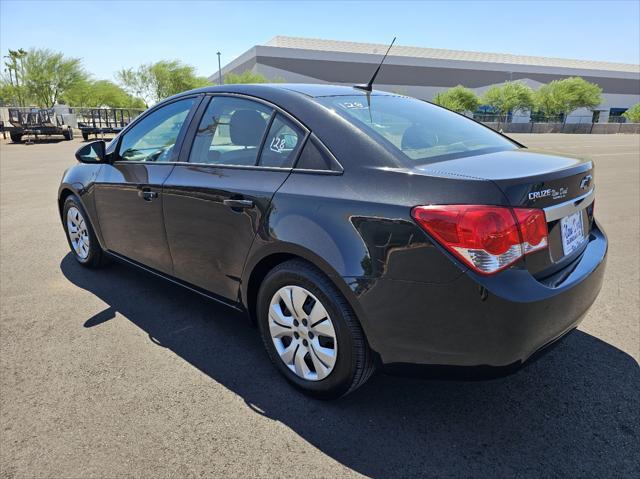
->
(162, 94, 307, 301)
(93, 96, 200, 274)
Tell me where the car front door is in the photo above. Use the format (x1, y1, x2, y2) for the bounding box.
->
(162, 95, 306, 301)
(94, 96, 199, 274)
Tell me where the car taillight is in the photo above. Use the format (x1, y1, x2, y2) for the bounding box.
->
(411, 205, 548, 274)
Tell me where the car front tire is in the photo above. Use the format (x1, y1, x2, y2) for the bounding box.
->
(257, 259, 375, 399)
(62, 195, 107, 268)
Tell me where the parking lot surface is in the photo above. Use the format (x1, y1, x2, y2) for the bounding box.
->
(1, 134, 638, 478)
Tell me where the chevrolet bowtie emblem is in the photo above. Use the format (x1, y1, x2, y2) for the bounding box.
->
(580, 175, 593, 189)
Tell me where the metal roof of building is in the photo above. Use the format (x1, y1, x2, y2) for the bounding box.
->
(264, 36, 640, 74)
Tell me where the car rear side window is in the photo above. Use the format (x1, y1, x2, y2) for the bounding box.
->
(189, 96, 272, 166)
(118, 98, 195, 162)
(258, 114, 304, 168)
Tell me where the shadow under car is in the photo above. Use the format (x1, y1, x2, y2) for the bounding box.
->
(60, 254, 640, 478)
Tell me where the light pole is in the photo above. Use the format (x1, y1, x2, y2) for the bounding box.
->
(217, 52, 222, 85)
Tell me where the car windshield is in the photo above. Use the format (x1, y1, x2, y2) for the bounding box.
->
(316, 95, 517, 165)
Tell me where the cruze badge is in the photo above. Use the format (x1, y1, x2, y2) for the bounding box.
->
(528, 187, 569, 201)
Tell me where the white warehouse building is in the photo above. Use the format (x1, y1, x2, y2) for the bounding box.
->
(211, 36, 640, 123)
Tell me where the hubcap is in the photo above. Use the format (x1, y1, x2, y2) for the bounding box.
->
(268, 285, 337, 381)
(67, 206, 90, 260)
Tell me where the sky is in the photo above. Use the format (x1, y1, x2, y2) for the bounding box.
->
(1, 0, 639, 82)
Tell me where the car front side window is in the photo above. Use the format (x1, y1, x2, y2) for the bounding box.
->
(118, 98, 195, 162)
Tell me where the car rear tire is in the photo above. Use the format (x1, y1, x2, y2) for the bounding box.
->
(82, 131, 90, 141)
(63, 127, 73, 141)
(63, 195, 107, 268)
(10, 132, 22, 143)
(257, 259, 375, 399)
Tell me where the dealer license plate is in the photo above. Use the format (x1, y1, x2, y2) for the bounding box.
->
(560, 211, 585, 256)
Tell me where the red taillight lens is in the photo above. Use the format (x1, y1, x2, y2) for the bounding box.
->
(411, 205, 548, 274)
(512, 208, 548, 254)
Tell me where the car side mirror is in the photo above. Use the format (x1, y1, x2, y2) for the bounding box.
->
(75, 140, 107, 163)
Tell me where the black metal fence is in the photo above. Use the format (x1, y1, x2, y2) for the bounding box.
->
(471, 114, 640, 134)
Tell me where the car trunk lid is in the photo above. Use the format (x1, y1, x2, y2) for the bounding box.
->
(414, 149, 595, 276)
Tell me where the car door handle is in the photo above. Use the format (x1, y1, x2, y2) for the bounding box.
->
(138, 189, 158, 201)
(223, 199, 254, 209)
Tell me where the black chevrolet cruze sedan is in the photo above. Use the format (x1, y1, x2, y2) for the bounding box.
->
(59, 84, 607, 398)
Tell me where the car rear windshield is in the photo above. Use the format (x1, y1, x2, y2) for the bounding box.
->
(316, 95, 517, 165)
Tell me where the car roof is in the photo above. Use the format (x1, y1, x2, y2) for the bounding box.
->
(155, 83, 404, 170)
(177, 83, 395, 99)
(275, 84, 395, 97)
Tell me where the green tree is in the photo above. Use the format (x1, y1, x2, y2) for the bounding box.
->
(3, 48, 28, 106)
(533, 82, 560, 118)
(433, 85, 479, 114)
(21, 48, 87, 108)
(534, 77, 602, 120)
(482, 81, 534, 119)
(117, 60, 210, 106)
(0, 81, 18, 106)
(224, 70, 270, 84)
(61, 78, 94, 107)
(622, 103, 640, 123)
(223, 69, 283, 84)
(94, 79, 146, 108)
(61, 79, 145, 108)
(115, 66, 151, 105)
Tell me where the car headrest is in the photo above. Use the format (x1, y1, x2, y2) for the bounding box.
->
(230, 110, 267, 146)
(401, 125, 435, 150)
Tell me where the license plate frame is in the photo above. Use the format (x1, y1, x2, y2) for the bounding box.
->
(560, 210, 585, 256)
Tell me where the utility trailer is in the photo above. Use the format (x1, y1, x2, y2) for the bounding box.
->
(77, 108, 143, 141)
(6, 107, 74, 143)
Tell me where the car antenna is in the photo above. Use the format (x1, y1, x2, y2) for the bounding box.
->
(354, 37, 396, 92)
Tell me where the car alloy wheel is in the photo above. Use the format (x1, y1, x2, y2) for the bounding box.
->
(268, 285, 338, 381)
(66, 206, 90, 260)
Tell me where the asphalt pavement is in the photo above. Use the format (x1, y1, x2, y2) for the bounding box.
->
(1, 133, 638, 478)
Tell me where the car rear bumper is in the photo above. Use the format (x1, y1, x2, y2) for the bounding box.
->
(351, 220, 608, 367)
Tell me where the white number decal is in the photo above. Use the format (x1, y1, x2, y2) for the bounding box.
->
(341, 101, 366, 109)
(270, 136, 286, 153)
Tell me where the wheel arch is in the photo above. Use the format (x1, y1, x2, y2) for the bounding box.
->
(241, 246, 369, 335)
(58, 184, 87, 220)
(58, 187, 76, 219)
(58, 183, 107, 251)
